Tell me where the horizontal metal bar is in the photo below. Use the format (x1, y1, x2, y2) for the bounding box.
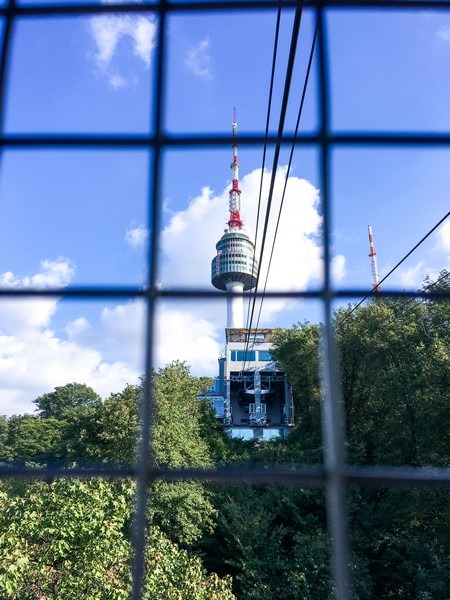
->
(347, 466, 450, 487)
(3, 132, 450, 149)
(3, 0, 450, 19)
(0, 287, 447, 300)
(1, 463, 449, 487)
(0, 286, 149, 298)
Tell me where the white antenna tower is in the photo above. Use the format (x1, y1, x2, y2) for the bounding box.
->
(368, 225, 381, 296)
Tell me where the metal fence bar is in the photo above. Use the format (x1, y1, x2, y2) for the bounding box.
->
(0, 1, 449, 598)
(4, 132, 450, 148)
(316, 5, 351, 597)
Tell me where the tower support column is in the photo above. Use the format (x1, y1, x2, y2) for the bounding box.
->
(225, 281, 244, 328)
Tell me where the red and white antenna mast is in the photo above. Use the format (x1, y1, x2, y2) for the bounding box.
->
(227, 108, 243, 230)
(368, 224, 381, 295)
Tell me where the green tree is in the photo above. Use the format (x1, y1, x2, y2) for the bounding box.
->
(97, 383, 140, 463)
(0, 384, 104, 465)
(334, 296, 450, 466)
(0, 477, 235, 599)
(98, 363, 217, 468)
(271, 323, 322, 462)
(270, 276, 450, 598)
(145, 526, 235, 599)
(0, 478, 132, 598)
(33, 383, 101, 420)
(96, 363, 218, 545)
(0, 415, 7, 446)
(349, 486, 450, 599)
(152, 361, 213, 468)
(201, 484, 332, 600)
(0, 414, 64, 463)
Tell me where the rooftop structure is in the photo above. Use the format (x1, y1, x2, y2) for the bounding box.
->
(201, 328, 294, 440)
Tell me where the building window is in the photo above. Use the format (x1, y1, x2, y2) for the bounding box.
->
(230, 350, 256, 361)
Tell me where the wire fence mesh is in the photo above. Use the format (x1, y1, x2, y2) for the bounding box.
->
(0, 1, 450, 598)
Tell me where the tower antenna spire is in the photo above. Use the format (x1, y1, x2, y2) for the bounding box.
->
(368, 224, 381, 296)
(228, 108, 243, 229)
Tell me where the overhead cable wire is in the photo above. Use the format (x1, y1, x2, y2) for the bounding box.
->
(251, 1, 304, 304)
(336, 211, 450, 327)
(242, 1, 304, 372)
(252, 21, 318, 334)
(241, 0, 296, 373)
(297, 212, 450, 367)
(241, 0, 283, 358)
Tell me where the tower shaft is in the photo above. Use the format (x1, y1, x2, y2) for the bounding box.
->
(226, 281, 244, 328)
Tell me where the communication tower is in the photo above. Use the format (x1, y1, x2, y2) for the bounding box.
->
(368, 224, 381, 295)
(211, 110, 258, 328)
(201, 114, 294, 440)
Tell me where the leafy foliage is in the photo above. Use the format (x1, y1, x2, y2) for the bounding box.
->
(0, 478, 235, 599)
(1, 276, 449, 599)
(334, 295, 450, 467)
(0, 415, 64, 463)
(0, 478, 132, 599)
(152, 361, 213, 468)
(33, 383, 101, 420)
(200, 485, 332, 600)
(271, 323, 322, 462)
(268, 276, 450, 598)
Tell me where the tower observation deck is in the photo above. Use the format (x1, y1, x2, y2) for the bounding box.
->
(211, 113, 258, 328)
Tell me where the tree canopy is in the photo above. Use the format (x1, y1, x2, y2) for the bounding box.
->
(33, 383, 102, 420)
(0, 477, 235, 599)
(0, 274, 449, 599)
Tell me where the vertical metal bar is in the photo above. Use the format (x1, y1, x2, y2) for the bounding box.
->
(316, 4, 351, 599)
(0, 0, 15, 132)
(0, 0, 16, 183)
(131, 1, 167, 597)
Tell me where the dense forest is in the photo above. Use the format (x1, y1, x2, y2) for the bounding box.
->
(0, 273, 449, 599)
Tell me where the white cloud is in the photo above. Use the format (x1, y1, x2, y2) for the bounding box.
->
(332, 254, 346, 283)
(154, 307, 221, 374)
(160, 166, 345, 322)
(109, 73, 127, 89)
(99, 301, 146, 366)
(89, 14, 157, 87)
(0, 328, 139, 416)
(133, 18, 156, 66)
(437, 27, 450, 42)
(68, 299, 221, 376)
(0, 260, 141, 416)
(396, 261, 426, 289)
(0, 169, 347, 415)
(125, 225, 149, 249)
(185, 37, 212, 79)
(0, 257, 74, 334)
(437, 218, 450, 252)
(0, 256, 74, 289)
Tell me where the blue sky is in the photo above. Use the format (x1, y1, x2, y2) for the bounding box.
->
(0, 6, 449, 415)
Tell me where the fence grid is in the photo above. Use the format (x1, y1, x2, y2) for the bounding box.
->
(0, 1, 449, 598)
